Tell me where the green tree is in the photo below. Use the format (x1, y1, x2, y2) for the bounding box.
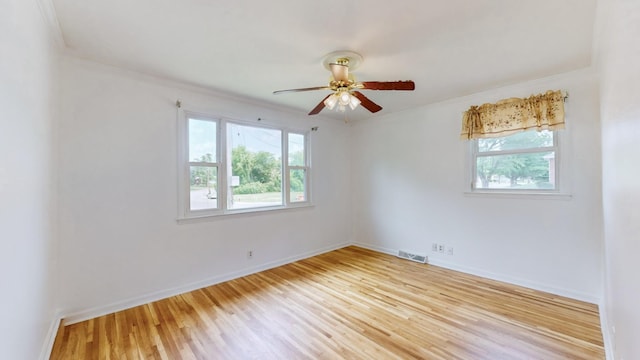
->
(252, 152, 279, 184)
(231, 146, 282, 193)
(289, 150, 304, 166)
(232, 146, 255, 184)
(495, 153, 549, 186)
(477, 131, 552, 188)
(290, 169, 305, 192)
(477, 155, 501, 188)
(289, 150, 305, 192)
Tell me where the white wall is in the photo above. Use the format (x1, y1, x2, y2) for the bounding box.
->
(597, 0, 640, 358)
(57, 58, 353, 319)
(351, 69, 603, 302)
(0, 0, 59, 359)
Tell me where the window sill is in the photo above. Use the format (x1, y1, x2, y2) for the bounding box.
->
(177, 203, 315, 224)
(463, 191, 572, 201)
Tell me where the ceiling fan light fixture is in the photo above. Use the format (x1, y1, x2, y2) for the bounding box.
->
(325, 90, 360, 112)
(338, 91, 351, 106)
(324, 93, 339, 110)
(348, 94, 361, 110)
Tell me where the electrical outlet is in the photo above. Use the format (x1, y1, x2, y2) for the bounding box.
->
(447, 247, 454, 255)
(247, 250, 253, 259)
(432, 243, 438, 252)
(438, 244, 445, 253)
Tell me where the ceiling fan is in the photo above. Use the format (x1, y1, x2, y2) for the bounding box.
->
(273, 51, 415, 115)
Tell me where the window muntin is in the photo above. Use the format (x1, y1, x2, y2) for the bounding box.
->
(180, 112, 310, 219)
(472, 130, 558, 191)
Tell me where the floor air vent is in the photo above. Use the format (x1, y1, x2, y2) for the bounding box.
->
(397, 250, 427, 264)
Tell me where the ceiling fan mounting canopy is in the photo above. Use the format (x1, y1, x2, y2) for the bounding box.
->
(321, 50, 363, 71)
(274, 50, 415, 115)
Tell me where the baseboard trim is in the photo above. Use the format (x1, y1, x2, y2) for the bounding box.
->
(39, 311, 63, 360)
(353, 242, 398, 257)
(62, 242, 350, 325)
(599, 302, 615, 360)
(352, 242, 600, 304)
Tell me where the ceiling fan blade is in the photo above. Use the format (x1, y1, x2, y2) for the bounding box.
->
(359, 81, 415, 91)
(352, 91, 383, 113)
(329, 63, 349, 82)
(308, 94, 332, 115)
(273, 86, 331, 95)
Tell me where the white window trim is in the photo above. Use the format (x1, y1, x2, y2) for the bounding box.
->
(464, 130, 572, 199)
(177, 110, 312, 222)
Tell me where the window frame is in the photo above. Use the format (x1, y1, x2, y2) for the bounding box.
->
(468, 130, 564, 195)
(286, 132, 311, 205)
(178, 110, 312, 221)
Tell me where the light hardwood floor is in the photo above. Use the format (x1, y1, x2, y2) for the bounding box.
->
(50, 246, 604, 359)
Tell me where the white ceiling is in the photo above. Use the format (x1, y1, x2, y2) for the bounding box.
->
(51, 0, 596, 121)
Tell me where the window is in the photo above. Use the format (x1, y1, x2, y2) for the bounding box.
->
(188, 117, 219, 211)
(227, 123, 283, 210)
(288, 133, 309, 203)
(471, 130, 559, 192)
(179, 112, 310, 219)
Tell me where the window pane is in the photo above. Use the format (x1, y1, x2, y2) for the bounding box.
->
(228, 123, 282, 209)
(189, 118, 216, 162)
(190, 166, 217, 210)
(288, 133, 305, 166)
(475, 151, 556, 189)
(478, 130, 553, 153)
(290, 169, 306, 202)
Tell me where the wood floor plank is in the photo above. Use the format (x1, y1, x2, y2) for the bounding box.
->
(50, 246, 605, 359)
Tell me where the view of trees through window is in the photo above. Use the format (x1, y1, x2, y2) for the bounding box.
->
(227, 124, 306, 209)
(228, 124, 282, 209)
(231, 145, 281, 195)
(288, 133, 306, 202)
(475, 130, 556, 190)
(185, 116, 309, 216)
